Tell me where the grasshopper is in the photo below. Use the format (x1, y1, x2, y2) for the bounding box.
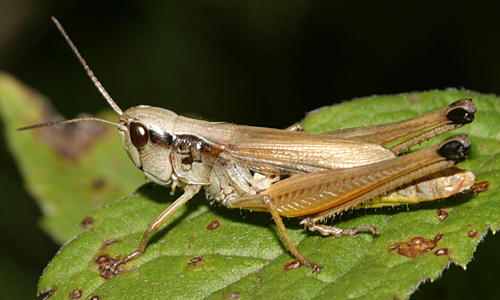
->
(20, 18, 476, 273)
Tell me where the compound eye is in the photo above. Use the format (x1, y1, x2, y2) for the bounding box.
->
(129, 122, 149, 149)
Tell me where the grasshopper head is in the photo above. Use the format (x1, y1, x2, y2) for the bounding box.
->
(119, 105, 179, 185)
(18, 18, 183, 187)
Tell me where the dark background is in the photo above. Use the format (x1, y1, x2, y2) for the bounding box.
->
(1, 1, 499, 299)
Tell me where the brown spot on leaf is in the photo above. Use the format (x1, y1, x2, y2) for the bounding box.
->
(94, 255, 124, 279)
(224, 292, 242, 299)
(90, 179, 106, 190)
(12, 75, 107, 159)
(470, 181, 490, 195)
(434, 248, 449, 256)
(188, 256, 204, 266)
(89, 296, 100, 300)
(283, 260, 302, 270)
(35, 109, 109, 160)
(68, 288, 83, 299)
(388, 234, 443, 258)
(436, 209, 448, 222)
(468, 229, 478, 238)
(78, 217, 94, 230)
(312, 264, 322, 273)
(206, 220, 220, 230)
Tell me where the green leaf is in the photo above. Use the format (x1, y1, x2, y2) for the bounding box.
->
(0, 73, 146, 243)
(3, 74, 498, 299)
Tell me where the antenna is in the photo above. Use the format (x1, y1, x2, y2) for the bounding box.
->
(18, 18, 128, 132)
(17, 117, 125, 131)
(51, 17, 123, 115)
